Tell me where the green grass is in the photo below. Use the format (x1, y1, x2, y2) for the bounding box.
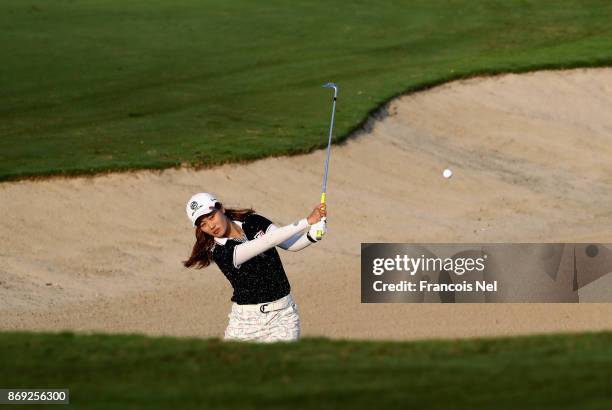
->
(1, 331, 612, 409)
(2, 1, 612, 181)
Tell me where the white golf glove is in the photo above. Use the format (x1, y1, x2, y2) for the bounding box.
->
(308, 220, 327, 242)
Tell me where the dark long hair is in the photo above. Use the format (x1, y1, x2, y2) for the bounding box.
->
(183, 205, 255, 269)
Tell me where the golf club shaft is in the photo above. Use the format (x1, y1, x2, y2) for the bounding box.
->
(321, 91, 337, 195)
(317, 83, 338, 239)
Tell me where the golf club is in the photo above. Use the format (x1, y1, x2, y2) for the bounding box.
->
(317, 82, 338, 240)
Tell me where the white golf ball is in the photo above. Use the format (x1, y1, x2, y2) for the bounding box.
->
(443, 168, 453, 179)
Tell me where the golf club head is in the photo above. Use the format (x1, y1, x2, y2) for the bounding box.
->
(322, 82, 338, 97)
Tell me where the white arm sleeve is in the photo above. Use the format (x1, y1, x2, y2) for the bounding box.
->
(268, 224, 314, 252)
(233, 218, 310, 267)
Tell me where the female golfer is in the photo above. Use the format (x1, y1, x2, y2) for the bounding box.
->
(183, 192, 326, 343)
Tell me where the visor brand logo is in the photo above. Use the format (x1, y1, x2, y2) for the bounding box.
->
(190, 201, 204, 216)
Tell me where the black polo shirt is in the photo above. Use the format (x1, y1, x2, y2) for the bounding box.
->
(212, 214, 291, 305)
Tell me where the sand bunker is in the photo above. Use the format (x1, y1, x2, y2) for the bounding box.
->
(2, 68, 612, 340)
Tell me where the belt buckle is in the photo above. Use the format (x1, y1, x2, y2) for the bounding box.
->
(259, 303, 269, 313)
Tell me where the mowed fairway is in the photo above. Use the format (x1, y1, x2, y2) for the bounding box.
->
(1, 331, 612, 409)
(2, 0, 612, 180)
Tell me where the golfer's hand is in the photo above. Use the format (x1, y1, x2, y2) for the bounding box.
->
(307, 203, 327, 225)
(309, 220, 327, 241)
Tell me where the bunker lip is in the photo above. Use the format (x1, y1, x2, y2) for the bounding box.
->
(2, 68, 612, 340)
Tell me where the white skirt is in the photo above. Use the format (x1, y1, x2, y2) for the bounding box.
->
(224, 294, 300, 343)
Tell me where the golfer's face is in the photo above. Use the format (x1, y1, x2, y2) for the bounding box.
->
(199, 210, 226, 237)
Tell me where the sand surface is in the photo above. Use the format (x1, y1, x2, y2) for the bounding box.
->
(2, 68, 612, 340)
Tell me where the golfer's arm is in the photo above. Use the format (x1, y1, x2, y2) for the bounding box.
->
(267, 224, 313, 252)
(233, 219, 310, 267)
